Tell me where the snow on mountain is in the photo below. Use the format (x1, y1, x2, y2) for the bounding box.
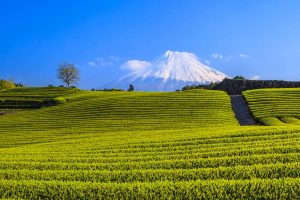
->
(102, 50, 228, 91)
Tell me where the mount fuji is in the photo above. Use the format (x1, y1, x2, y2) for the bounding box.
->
(102, 50, 229, 91)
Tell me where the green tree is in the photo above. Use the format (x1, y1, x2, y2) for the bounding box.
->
(57, 63, 80, 87)
(14, 82, 24, 87)
(0, 79, 16, 90)
(233, 75, 246, 80)
(128, 84, 134, 91)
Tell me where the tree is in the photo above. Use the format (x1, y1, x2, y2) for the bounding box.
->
(0, 79, 16, 90)
(14, 82, 24, 87)
(128, 84, 134, 91)
(233, 75, 246, 80)
(57, 63, 80, 87)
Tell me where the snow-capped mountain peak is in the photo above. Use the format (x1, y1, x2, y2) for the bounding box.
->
(102, 50, 228, 91)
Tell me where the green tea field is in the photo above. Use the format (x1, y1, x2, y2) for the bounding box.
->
(0, 87, 300, 199)
(244, 88, 300, 125)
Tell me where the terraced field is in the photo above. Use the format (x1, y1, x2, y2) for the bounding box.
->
(243, 88, 300, 125)
(0, 87, 300, 199)
(0, 87, 78, 111)
(0, 89, 238, 134)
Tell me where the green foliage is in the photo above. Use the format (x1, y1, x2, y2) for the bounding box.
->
(233, 75, 246, 80)
(0, 125, 299, 198)
(0, 87, 78, 110)
(0, 89, 238, 131)
(52, 97, 67, 104)
(280, 117, 300, 125)
(0, 178, 300, 199)
(259, 117, 288, 126)
(14, 82, 24, 88)
(96, 88, 124, 91)
(0, 80, 16, 90)
(181, 82, 217, 91)
(128, 84, 134, 91)
(0, 87, 299, 198)
(243, 88, 300, 125)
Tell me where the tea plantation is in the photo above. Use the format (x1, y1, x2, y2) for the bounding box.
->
(0, 87, 299, 199)
(244, 88, 300, 125)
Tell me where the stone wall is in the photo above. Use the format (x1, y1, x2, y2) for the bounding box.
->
(213, 79, 300, 95)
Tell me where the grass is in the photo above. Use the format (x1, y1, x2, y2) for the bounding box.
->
(243, 88, 300, 125)
(0, 87, 300, 199)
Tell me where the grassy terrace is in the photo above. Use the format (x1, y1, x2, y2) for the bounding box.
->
(0, 87, 79, 110)
(0, 88, 238, 133)
(0, 87, 300, 199)
(0, 87, 79, 100)
(243, 88, 300, 125)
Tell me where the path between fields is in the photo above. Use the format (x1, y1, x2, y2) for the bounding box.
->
(230, 95, 258, 126)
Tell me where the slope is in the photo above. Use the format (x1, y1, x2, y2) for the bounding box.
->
(0, 87, 79, 111)
(0, 89, 238, 137)
(1, 87, 300, 198)
(243, 88, 300, 125)
(0, 123, 300, 199)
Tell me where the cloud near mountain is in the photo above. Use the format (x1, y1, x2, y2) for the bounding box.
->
(121, 60, 152, 72)
(102, 50, 229, 91)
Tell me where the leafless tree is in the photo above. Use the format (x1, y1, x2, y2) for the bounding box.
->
(57, 62, 80, 87)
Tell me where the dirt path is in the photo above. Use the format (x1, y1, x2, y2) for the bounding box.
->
(230, 95, 257, 125)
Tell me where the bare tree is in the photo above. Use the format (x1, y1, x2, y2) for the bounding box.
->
(57, 63, 80, 87)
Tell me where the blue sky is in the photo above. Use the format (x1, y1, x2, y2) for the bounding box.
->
(1, 0, 300, 89)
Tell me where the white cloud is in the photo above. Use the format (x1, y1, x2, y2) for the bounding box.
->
(249, 75, 261, 80)
(95, 57, 113, 66)
(239, 54, 248, 59)
(88, 62, 96, 66)
(121, 60, 152, 72)
(210, 53, 248, 61)
(212, 53, 223, 59)
(88, 56, 119, 68)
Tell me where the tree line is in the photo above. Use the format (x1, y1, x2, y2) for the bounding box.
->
(180, 76, 246, 91)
